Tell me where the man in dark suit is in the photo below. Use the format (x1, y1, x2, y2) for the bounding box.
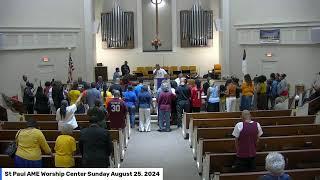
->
(121, 61, 130, 76)
(79, 116, 113, 167)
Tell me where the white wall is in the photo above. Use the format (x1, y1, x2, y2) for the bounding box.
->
(0, 0, 82, 28)
(96, 0, 220, 79)
(0, 49, 80, 95)
(142, 0, 172, 51)
(0, 0, 94, 96)
(228, 0, 320, 91)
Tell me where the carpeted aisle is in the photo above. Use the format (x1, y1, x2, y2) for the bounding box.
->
(121, 124, 201, 180)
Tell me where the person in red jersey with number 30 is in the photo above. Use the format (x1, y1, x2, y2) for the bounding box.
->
(106, 90, 127, 129)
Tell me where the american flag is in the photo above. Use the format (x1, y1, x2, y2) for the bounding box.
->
(67, 52, 75, 83)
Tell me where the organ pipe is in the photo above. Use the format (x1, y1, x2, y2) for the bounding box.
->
(101, 4, 134, 49)
(180, 4, 213, 47)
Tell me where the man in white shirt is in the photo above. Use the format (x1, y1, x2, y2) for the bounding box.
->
(232, 110, 263, 172)
(153, 64, 167, 90)
(175, 73, 183, 86)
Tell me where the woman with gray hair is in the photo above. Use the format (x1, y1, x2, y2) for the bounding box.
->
(259, 152, 291, 180)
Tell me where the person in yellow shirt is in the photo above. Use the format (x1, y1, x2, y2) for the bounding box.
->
(15, 119, 52, 167)
(54, 124, 76, 167)
(241, 74, 254, 111)
(256, 75, 268, 110)
(68, 83, 81, 105)
(101, 84, 113, 107)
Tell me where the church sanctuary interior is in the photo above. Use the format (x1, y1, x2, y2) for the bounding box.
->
(1, 0, 320, 179)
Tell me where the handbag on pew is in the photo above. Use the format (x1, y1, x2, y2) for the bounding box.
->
(5, 130, 21, 159)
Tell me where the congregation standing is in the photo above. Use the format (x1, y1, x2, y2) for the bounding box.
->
(15, 61, 319, 172)
(20, 66, 301, 135)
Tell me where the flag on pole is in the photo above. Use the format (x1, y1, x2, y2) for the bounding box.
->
(67, 52, 75, 84)
(242, 49, 247, 75)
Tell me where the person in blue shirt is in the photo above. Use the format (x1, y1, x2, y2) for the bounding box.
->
(137, 85, 152, 132)
(124, 85, 137, 128)
(86, 82, 102, 108)
(134, 78, 144, 97)
(207, 80, 220, 112)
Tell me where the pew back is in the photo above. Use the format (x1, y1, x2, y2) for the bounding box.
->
(24, 114, 91, 121)
(193, 115, 315, 128)
(213, 168, 320, 180)
(208, 149, 320, 173)
(200, 134, 320, 155)
(197, 124, 320, 140)
(185, 110, 292, 129)
(0, 154, 82, 168)
(0, 129, 120, 142)
(1, 121, 91, 130)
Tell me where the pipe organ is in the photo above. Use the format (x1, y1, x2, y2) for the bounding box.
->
(101, 5, 134, 49)
(180, 4, 213, 47)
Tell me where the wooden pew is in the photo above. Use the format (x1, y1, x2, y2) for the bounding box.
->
(190, 115, 316, 148)
(202, 149, 320, 180)
(192, 124, 320, 159)
(1, 121, 91, 130)
(211, 168, 320, 180)
(0, 140, 82, 154)
(23, 113, 131, 148)
(0, 129, 119, 141)
(196, 134, 320, 173)
(0, 154, 82, 168)
(0, 129, 122, 168)
(24, 114, 91, 121)
(0, 121, 127, 161)
(309, 96, 320, 115)
(182, 110, 292, 138)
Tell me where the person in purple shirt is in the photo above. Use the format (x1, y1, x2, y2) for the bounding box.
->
(86, 82, 102, 108)
(137, 85, 152, 132)
(123, 85, 137, 128)
(232, 110, 263, 172)
(157, 83, 174, 132)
